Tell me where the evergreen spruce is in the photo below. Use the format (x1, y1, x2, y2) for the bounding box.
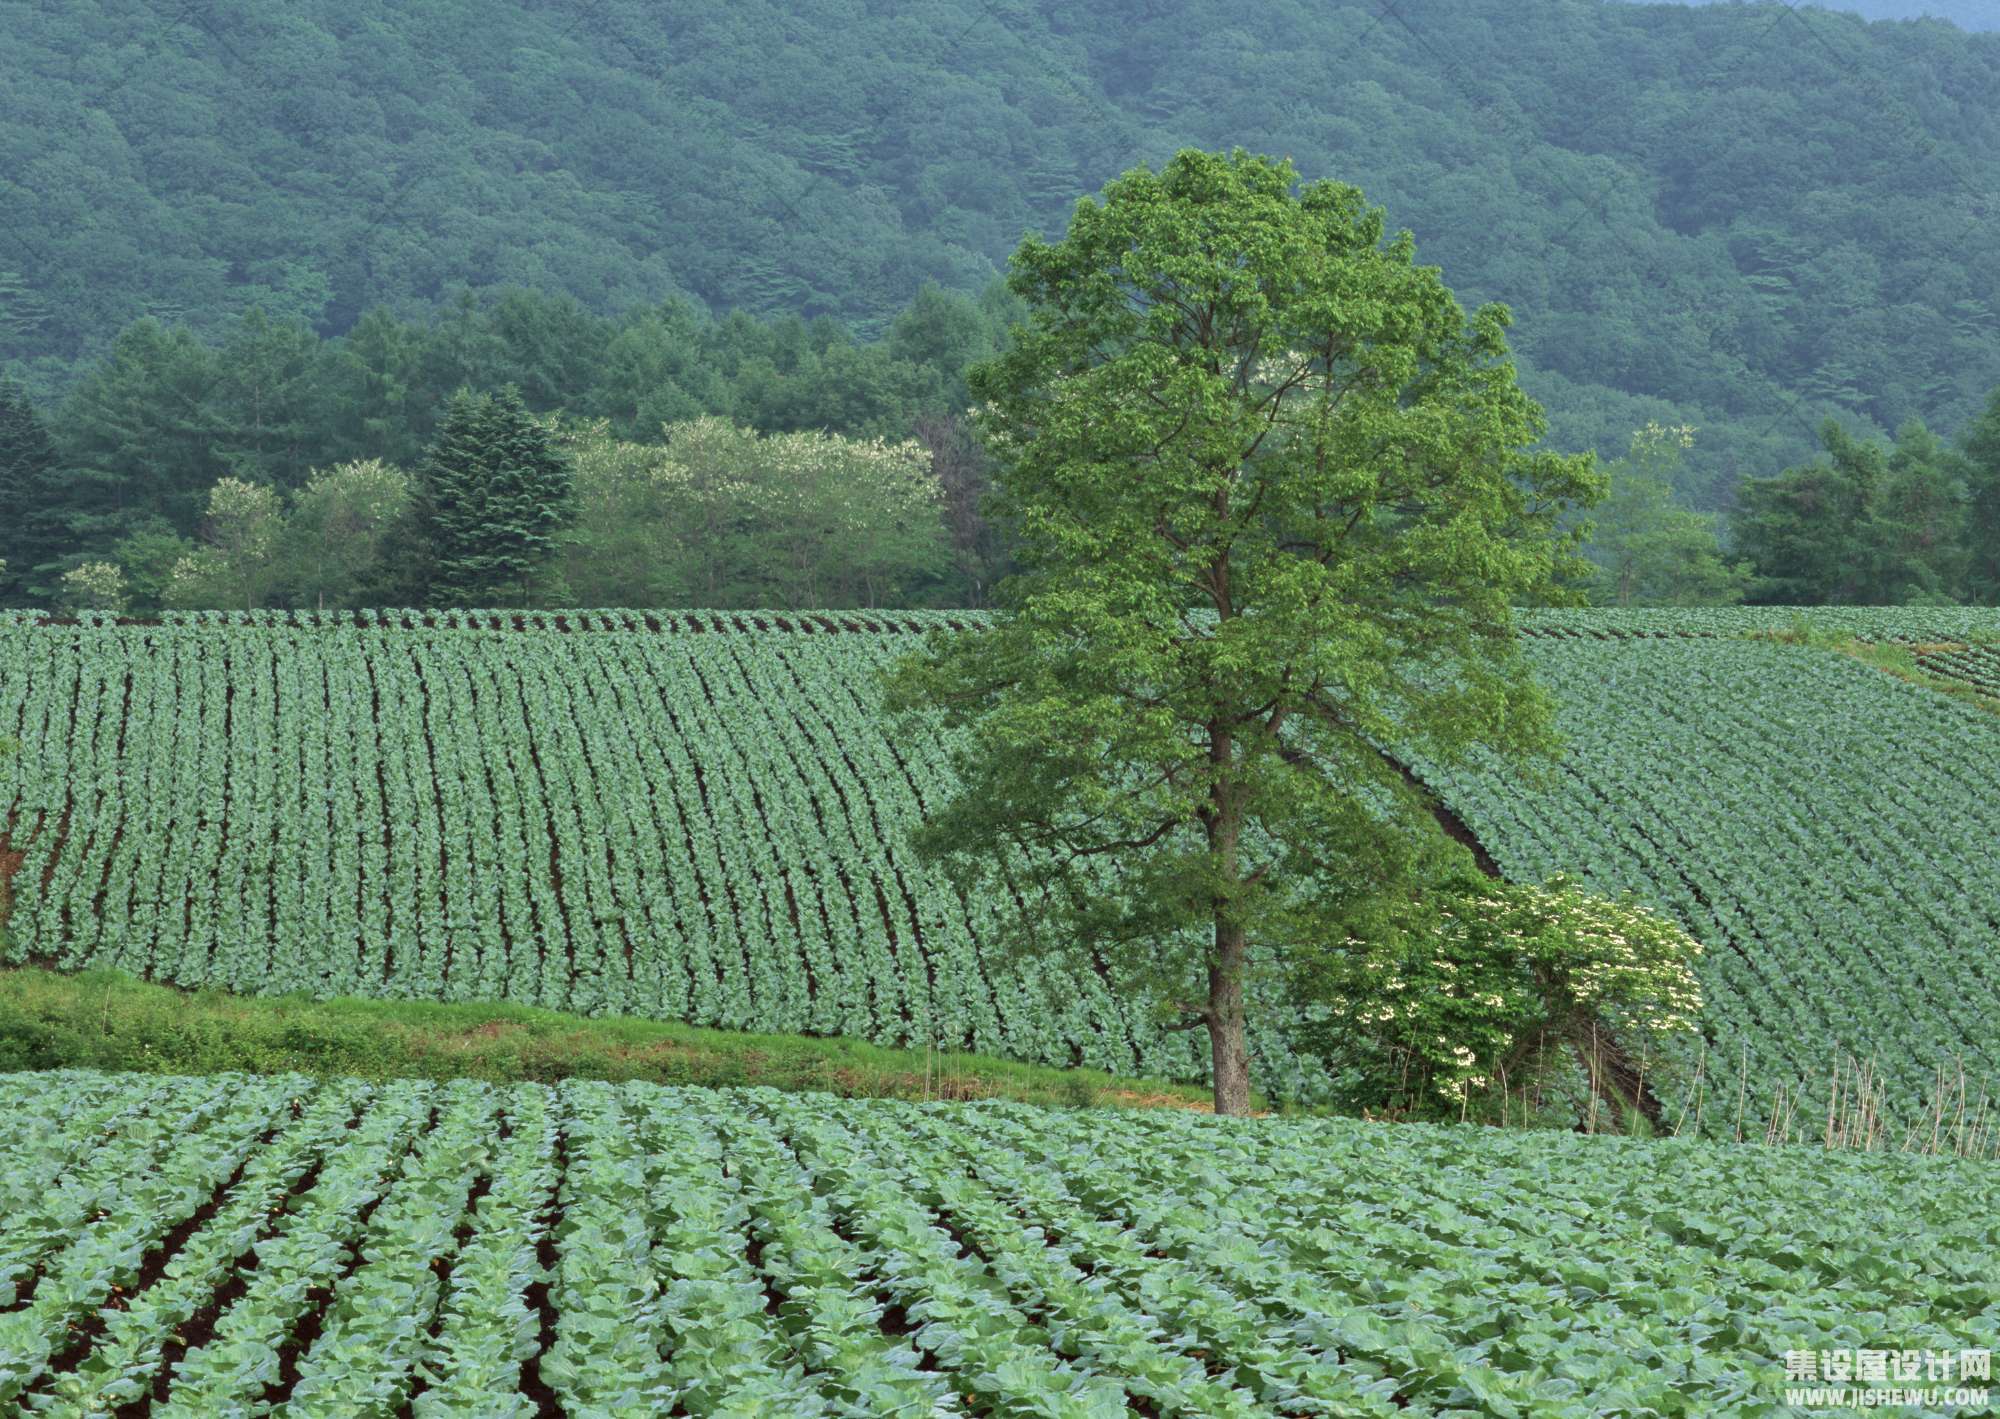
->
(1960, 389, 2000, 603)
(0, 376, 62, 604)
(412, 387, 575, 606)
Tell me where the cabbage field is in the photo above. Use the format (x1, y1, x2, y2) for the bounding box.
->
(3, 1068, 1996, 1417)
(1406, 630, 2000, 1144)
(1916, 643, 2000, 696)
(2, 608, 1999, 1130)
(0, 610, 1320, 1092)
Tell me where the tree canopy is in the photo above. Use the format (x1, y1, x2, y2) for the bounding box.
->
(893, 150, 1602, 1115)
(1732, 417, 1975, 604)
(408, 389, 575, 608)
(0, 287, 1012, 609)
(1584, 424, 1752, 607)
(2, 0, 1996, 508)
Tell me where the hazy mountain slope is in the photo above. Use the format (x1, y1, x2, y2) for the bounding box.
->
(1621, 0, 1996, 31)
(2, 0, 1996, 500)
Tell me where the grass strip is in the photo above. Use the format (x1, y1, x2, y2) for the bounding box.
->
(0, 967, 1229, 1111)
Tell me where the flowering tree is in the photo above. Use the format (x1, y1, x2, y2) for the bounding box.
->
(559, 416, 949, 608)
(57, 560, 127, 615)
(1300, 874, 1704, 1118)
(166, 477, 285, 611)
(285, 459, 410, 610)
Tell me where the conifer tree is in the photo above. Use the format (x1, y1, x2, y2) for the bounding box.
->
(411, 387, 575, 606)
(0, 376, 62, 604)
(1960, 389, 2000, 603)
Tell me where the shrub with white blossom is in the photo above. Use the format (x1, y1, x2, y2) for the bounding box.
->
(56, 560, 127, 614)
(1301, 873, 1704, 1117)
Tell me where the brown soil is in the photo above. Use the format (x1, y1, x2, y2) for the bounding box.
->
(0, 829, 21, 922)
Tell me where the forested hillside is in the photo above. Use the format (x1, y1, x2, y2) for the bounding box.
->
(1631, 0, 1996, 31)
(3, 0, 1996, 506)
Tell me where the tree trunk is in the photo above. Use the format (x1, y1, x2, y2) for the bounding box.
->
(1207, 924, 1252, 1116)
(1203, 696, 1252, 1118)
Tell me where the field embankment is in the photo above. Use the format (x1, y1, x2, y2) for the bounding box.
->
(0, 967, 1222, 1110)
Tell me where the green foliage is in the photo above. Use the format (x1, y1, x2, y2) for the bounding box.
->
(894, 149, 1601, 1113)
(108, 522, 197, 616)
(1732, 418, 1975, 604)
(1300, 875, 1705, 1117)
(1917, 643, 2000, 698)
(0, 735, 12, 954)
(0, 378, 63, 602)
(54, 561, 125, 615)
(2, 1068, 1997, 1413)
(51, 320, 256, 550)
(409, 388, 575, 607)
(1513, 603, 2000, 641)
(279, 458, 414, 610)
(1583, 424, 1753, 606)
(559, 417, 950, 610)
(1960, 389, 2000, 601)
(4, 0, 1998, 506)
(4, 606, 1997, 1128)
(1, 287, 1010, 609)
(0, 611, 1323, 1096)
(163, 477, 287, 612)
(1407, 623, 2000, 1142)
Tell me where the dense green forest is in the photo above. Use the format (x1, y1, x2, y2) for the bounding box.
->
(1630, 0, 1995, 30)
(3, 0, 1997, 516)
(0, 288, 1018, 608)
(4, 288, 1995, 611)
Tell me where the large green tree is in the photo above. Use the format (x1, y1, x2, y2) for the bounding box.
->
(892, 150, 1601, 1115)
(43, 321, 228, 556)
(409, 388, 576, 606)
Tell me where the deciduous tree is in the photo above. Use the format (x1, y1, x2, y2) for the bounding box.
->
(892, 150, 1601, 1115)
(1585, 423, 1752, 606)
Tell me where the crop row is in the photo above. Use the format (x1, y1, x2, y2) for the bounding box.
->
(12, 605, 1997, 642)
(1407, 636, 2000, 1141)
(3, 1069, 1995, 1416)
(6, 615, 1997, 1123)
(1514, 606, 2000, 642)
(0, 620, 1316, 1097)
(1917, 643, 2000, 696)
(0, 608, 985, 636)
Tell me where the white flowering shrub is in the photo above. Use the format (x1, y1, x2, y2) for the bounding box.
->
(1301, 873, 1704, 1117)
(164, 476, 286, 611)
(56, 560, 127, 614)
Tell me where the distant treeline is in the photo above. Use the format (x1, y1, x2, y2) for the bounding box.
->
(5, 282, 2000, 613)
(0, 285, 1016, 611)
(3, 0, 1998, 509)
